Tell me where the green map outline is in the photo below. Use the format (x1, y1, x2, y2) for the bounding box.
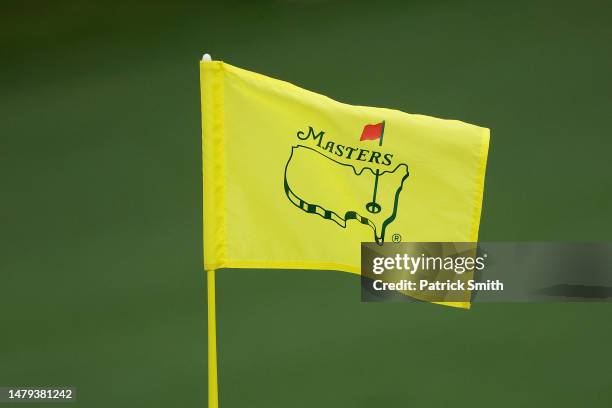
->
(283, 145, 410, 244)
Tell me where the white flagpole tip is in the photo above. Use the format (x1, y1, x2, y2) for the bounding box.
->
(202, 53, 212, 61)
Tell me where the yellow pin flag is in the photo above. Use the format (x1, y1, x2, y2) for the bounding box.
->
(200, 57, 489, 407)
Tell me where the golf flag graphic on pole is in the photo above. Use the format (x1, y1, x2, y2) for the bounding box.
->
(200, 60, 489, 407)
(360, 122, 385, 141)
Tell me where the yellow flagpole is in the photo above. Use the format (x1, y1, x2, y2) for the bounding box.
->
(207, 269, 219, 408)
(201, 52, 218, 408)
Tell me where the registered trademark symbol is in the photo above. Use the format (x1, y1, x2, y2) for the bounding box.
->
(392, 233, 402, 243)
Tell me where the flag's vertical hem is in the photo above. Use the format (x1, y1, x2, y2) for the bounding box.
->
(437, 128, 489, 311)
(202, 61, 228, 269)
(469, 128, 490, 242)
(207, 269, 219, 408)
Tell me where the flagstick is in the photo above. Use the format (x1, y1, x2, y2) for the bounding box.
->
(207, 269, 219, 408)
(202, 52, 218, 408)
(366, 121, 386, 216)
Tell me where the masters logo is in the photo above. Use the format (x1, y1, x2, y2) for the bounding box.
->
(284, 122, 410, 244)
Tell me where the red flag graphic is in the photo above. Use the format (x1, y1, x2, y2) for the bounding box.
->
(360, 122, 384, 141)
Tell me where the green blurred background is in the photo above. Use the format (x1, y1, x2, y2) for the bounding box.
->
(1, 0, 611, 407)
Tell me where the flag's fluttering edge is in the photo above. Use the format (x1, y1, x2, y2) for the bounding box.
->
(200, 61, 490, 309)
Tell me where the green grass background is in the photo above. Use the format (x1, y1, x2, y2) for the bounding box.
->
(1, 0, 611, 406)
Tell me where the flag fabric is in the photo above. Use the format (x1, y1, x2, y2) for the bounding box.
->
(360, 122, 384, 141)
(200, 60, 490, 309)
